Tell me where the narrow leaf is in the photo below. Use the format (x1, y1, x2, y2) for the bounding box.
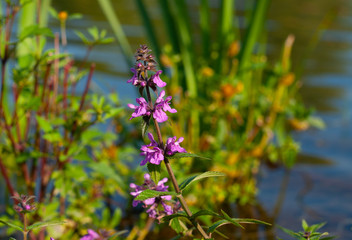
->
(167, 152, 211, 160)
(0, 219, 23, 232)
(162, 212, 188, 222)
(27, 221, 65, 231)
(134, 189, 177, 201)
(108, 230, 129, 239)
(232, 218, 271, 226)
(207, 219, 230, 233)
(191, 209, 220, 219)
(179, 171, 225, 190)
(277, 225, 302, 238)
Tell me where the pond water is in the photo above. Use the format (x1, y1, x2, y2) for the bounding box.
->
(13, 0, 352, 239)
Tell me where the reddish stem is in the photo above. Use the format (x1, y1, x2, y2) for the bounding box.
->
(0, 156, 18, 197)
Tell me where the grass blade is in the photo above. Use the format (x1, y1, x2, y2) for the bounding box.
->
(134, 0, 162, 62)
(97, 0, 133, 67)
(237, 0, 271, 73)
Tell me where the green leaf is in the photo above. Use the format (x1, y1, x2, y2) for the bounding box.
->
(220, 210, 244, 229)
(19, 25, 54, 40)
(43, 132, 62, 142)
(302, 219, 309, 231)
(191, 209, 220, 219)
(100, 37, 115, 44)
(134, 189, 177, 201)
(107, 230, 128, 240)
(162, 212, 188, 222)
(277, 225, 302, 238)
(308, 116, 325, 129)
(310, 222, 326, 233)
(170, 218, 183, 233)
(147, 163, 161, 183)
(68, 13, 83, 20)
(207, 219, 230, 233)
(75, 30, 90, 45)
(88, 26, 99, 40)
(0, 219, 23, 232)
(89, 162, 124, 186)
(232, 218, 271, 226)
(179, 171, 225, 190)
(36, 115, 53, 132)
(27, 221, 65, 231)
(167, 152, 211, 160)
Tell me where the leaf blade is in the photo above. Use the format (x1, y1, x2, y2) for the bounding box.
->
(179, 171, 225, 190)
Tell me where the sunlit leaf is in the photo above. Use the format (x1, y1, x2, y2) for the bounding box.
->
(134, 189, 177, 201)
(27, 221, 65, 231)
(36, 115, 53, 132)
(179, 171, 225, 190)
(167, 152, 211, 160)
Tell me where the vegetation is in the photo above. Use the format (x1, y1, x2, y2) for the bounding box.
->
(0, 0, 331, 239)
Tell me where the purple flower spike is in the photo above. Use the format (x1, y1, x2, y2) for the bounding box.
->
(151, 70, 166, 88)
(140, 133, 164, 165)
(128, 97, 150, 120)
(80, 229, 100, 240)
(165, 136, 187, 156)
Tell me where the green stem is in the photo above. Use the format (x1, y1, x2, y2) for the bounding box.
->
(23, 213, 28, 240)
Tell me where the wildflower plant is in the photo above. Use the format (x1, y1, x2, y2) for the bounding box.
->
(128, 45, 268, 239)
(0, 195, 63, 240)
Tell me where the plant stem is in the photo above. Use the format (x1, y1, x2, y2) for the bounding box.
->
(23, 213, 28, 240)
(145, 86, 210, 239)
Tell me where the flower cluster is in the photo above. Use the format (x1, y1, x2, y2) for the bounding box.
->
(127, 45, 186, 221)
(12, 194, 36, 213)
(127, 45, 176, 123)
(140, 133, 186, 166)
(130, 173, 173, 221)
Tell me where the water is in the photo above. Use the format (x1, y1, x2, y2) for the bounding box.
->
(3, 0, 352, 239)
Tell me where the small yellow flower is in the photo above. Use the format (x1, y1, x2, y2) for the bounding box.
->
(228, 41, 240, 57)
(280, 73, 295, 86)
(201, 66, 214, 77)
(58, 11, 68, 21)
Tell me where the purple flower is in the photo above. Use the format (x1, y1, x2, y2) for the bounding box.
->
(127, 68, 139, 85)
(130, 174, 173, 221)
(165, 136, 187, 156)
(140, 133, 164, 165)
(151, 70, 166, 88)
(80, 229, 100, 240)
(12, 195, 36, 213)
(127, 97, 150, 120)
(153, 91, 177, 123)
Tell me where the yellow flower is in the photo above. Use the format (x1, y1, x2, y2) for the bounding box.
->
(58, 11, 68, 21)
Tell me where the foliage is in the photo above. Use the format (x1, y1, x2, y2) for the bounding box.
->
(0, 0, 330, 239)
(0, 1, 131, 239)
(101, 0, 324, 206)
(277, 220, 334, 240)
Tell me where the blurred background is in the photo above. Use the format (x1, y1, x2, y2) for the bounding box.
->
(1, 0, 352, 239)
